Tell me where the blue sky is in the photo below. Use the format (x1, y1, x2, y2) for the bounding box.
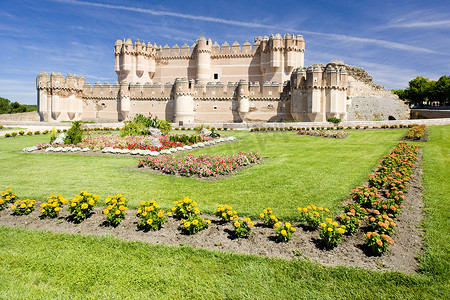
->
(1, 0, 449, 105)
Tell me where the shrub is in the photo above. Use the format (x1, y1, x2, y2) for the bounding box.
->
(350, 185, 381, 208)
(40, 194, 68, 218)
(274, 222, 296, 242)
(0, 188, 17, 210)
(43, 130, 49, 134)
(64, 121, 83, 144)
(11, 132, 17, 137)
(136, 200, 166, 230)
(368, 213, 396, 235)
(4, 133, 11, 138)
(365, 232, 393, 255)
(171, 197, 200, 219)
(11, 199, 35, 215)
(68, 191, 100, 222)
(233, 217, 254, 238)
(319, 219, 346, 249)
(34, 131, 41, 135)
(373, 198, 404, 216)
(0, 125, 3, 129)
(259, 207, 279, 227)
(56, 129, 62, 133)
(103, 194, 129, 226)
(297, 205, 330, 228)
(26, 131, 33, 136)
(214, 204, 238, 222)
(180, 215, 210, 235)
(49, 127, 57, 143)
(327, 117, 341, 124)
(338, 202, 367, 235)
(19, 130, 25, 136)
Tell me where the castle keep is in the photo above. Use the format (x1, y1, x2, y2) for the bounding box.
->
(37, 34, 408, 123)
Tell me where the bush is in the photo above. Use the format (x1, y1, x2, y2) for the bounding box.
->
(4, 133, 11, 138)
(11, 199, 35, 215)
(327, 117, 341, 124)
(11, 132, 17, 137)
(319, 219, 346, 248)
(43, 130, 49, 134)
(158, 120, 172, 135)
(297, 205, 330, 228)
(0, 188, 17, 210)
(34, 131, 41, 135)
(136, 200, 166, 230)
(0, 125, 3, 129)
(26, 131, 33, 136)
(259, 207, 279, 227)
(56, 129, 61, 133)
(233, 217, 254, 238)
(103, 194, 129, 226)
(64, 121, 83, 145)
(274, 222, 296, 242)
(180, 215, 210, 235)
(40, 194, 68, 218)
(215, 204, 238, 222)
(49, 127, 57, 143)
(171, 197, 200, 219)
(365, 232, 393, 255)
(119, 120, 144, 137)
(19, 131, 25, 136)
(68, 191, 100, 222)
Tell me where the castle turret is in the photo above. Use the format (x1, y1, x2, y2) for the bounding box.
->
(36, 72, 50, 121)
(195, 36, 211, 84)
(118, 81, 130, 121)
(270, 34, 282, 73)
(237, 79, 250, 122)
(174, 77, 194, 124)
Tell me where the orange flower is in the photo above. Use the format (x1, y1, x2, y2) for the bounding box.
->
(376, 240, 383, 246)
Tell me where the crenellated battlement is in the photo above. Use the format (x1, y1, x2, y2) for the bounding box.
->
(36, 72, 85, 91)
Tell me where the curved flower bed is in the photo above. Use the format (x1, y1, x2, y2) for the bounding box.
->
(297, 129, 348, 139)
(405, 124, 426, 140)
(138, 152, 262, 177)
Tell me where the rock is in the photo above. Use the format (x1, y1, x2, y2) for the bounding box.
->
(140, 137, 162, 148)
(144, 127, 162, 136)
(52, 133, 66, 145)
(200, 128, 212, 136)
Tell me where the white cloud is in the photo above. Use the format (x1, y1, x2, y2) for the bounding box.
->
(386, 20, 450, 28)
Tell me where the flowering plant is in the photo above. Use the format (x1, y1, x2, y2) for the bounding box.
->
(103, 194, 129, 226)
(171, 197, 200, 219)
(180, 215, 210, 235)
(259, 207, 278, 227)
(365, 232, 394, 255)
(368, 213, 396, 235)
(136, 200, 166, 230)
(405, 124, 426, 140)
(214, 204, 238, 222)
(319, 218, 346, 248)
(0, 188, 17, 210)
(67, 191, 100, 222)
(40, 194, 68, 218)
(274, 222, 296, 242)
(350, 185, 381, 208)
(373, 198, 403, 216)
(297, 205, 330, 228)
(297, 129, 348, 139)
(233, 217, 254, 238)
(11, 199, 35, 215)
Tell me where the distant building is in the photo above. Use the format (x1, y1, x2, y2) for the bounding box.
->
(37, 34, 409, 123)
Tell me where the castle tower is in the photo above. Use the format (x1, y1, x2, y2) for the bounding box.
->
(118, 81, 130, 121)
(325, 62, 348, 121)
(195, 36, 211, 84)
(237, 79, 250, 122)
(115, 39, 156, 84)
(36, 72, 50, 121)
(174, 77, 194, 124)
(289, 68, 307, 121)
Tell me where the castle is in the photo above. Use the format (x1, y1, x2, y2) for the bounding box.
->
(37, 34, 409, 123)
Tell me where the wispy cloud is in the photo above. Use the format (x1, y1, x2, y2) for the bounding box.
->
(385, 20, 450, 28)
(53, 0, 439, 55)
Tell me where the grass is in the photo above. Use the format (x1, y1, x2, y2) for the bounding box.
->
(0, 126, 448, 298)
(0, 127, 25, 131)
(0, 129, 406, 219)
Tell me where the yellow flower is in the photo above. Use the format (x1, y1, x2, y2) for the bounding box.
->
(52, 202, 58, 207)
(306, 206, 312, 210)
(142, 212, 147, 217)
(105, 198, 111, 204)
(183, 197, 191, 204)
(103, 209, 109, 215)
(337, 228, 345, 234)
(259, 213, 265, 219)
(313, 212, 319, 217)
(192, 219, 199, 226)
(325, 218, 332, 223)
(184, 222, 190, 228)
(318, 207, 323, 211)
(145, 206, 151, 212)
(71, 203, 76, 207)
(270, 215, 276, 220)
(297, 207, 302, 212)
(54, 207, 60, 212)
(327, 227, 333, 232)
(332, 222, 338, 227)
(312, 205, 317, 210)
(173, 201, 178, 205)
(194, 208, 200, 214)
(281, 230, 287, 236)
(115, 210, 121, 215)
(192, 201, 197, 206)
(291, 227, 296, 232)
(171, 207, 176, 211)
(119, 205, 126, 211)
(6, 188, 11, 192)
(234, 222, 240, 228)
(41, 209, 45, 213)
(302, 208, 308, 213)
(41, 203, 47, 208)
(111, 199, 117, 204)
(20, 203, 26, 209)
(249, 222, 254, 227)
(320, 223, 327, 227)
(274, 222, 281, 228)
(81, 203, 88, 210)
(146, 218, 153, 225)
(167, 212, 172, 216)
(11, 205, 16, 210)
(140, 201, 146, 206)
(285, 222, 291, 228)
(93, 195, 100, 200)
(157, 211, 164, 218)
(207, 220, 211, 224)
(117, 194, 122, 198)
(107, 205, 113, 210)
(222, 213, 226, 218)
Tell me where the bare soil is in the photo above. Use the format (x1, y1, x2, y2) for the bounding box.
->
(0, 154, 424, 274)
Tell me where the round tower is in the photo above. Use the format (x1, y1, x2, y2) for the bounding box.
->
(174, 77, 194, 124)
(237, 79, 250, 122)
(195, 36, 211, 84)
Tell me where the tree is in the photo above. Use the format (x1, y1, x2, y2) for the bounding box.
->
(407, 76, 432, 105)
(433, 75, 450, 106)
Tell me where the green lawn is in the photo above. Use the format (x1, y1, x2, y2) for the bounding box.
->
(0, 126, 448, 299)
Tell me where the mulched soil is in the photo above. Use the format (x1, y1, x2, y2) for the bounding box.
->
(1, 153, 424, 274)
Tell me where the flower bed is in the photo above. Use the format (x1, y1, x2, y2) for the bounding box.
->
(405, 124, 426, 140)
(297, 129, 348, 139)
(138, 151, 262, 178)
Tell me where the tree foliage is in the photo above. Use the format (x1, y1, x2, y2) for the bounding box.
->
(0, 97, 37, 114)
(392, 75, 450, 106)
